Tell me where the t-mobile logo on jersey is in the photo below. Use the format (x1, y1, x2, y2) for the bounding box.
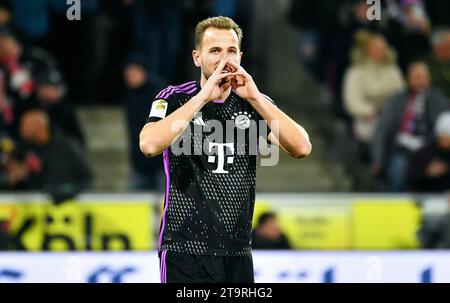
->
(208, 142, 234, 174)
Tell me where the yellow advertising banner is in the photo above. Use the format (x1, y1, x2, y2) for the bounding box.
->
(254, 197, 422, 250)
(0, 195, 424, 251)
(352, 199, 421, 249)
(0, 200, 153, 251)
(254, 200, 352, 249)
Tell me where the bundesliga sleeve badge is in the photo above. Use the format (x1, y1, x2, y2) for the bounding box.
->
(149, 99, 168, 118)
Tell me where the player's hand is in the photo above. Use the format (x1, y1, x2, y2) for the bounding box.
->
(227, 60, 261, 102)
(197, 56, 234, 103)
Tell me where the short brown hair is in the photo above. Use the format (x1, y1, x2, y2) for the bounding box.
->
(195, 16, 243, 50)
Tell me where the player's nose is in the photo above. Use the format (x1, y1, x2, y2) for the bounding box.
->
(216, 56, 229, 69)
(220, 54, 229, 62)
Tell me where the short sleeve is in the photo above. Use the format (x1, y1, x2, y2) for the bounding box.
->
(146, 86, 179, 124)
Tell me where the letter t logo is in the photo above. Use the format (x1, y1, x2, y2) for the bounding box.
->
(208, 142, 234, 174)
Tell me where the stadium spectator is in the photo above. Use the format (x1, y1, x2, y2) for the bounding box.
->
(385, 0, 431, 70)
(34, 69, 85, 148)
(417, 193, 450, 249)
(252, 212, 291, 250)
(46, 0, 100, 104)
(0, 135, 42, 190)
(372, 62, 450, 191)
(0, 69, 14, 132)
(343, 30, 404, 155)
(130, 0, 184, 83)
(288, 0, 389, 119)
(0, 29, 61, 136)
(425, 28, 450, 99)
(407, 112, 450, 192)
(93, 0, 133, 104)
(122, 52, 165, 191)
(0, 1, 11, 27)
(287, 0, 349, 84)
(0, 30, 37, 101)
(18, 109, 92, 203)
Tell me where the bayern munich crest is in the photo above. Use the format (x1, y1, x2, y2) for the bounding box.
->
(232, 112, 252, 130)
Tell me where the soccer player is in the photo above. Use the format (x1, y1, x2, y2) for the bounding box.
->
(140, 16, 311, 283)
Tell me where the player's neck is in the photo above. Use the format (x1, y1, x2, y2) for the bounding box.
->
(218, 89, 232, 101)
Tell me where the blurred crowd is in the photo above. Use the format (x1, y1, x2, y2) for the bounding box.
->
(288, 0, 450, 193)
(0, 0, 258, 201)
(0, 0, 449, 198)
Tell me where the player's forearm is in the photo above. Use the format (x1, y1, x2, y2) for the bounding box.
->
(140, 95, 207, 157)
(248, 94, 312, 158)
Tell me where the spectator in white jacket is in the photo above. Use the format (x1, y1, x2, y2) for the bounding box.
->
(343, 30, 405, 145)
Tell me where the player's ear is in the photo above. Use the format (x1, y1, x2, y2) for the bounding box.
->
(192, 49, 201, 67)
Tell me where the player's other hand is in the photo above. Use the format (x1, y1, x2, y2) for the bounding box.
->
(227, 60, 261, 102)
(197, 56, 234, 103)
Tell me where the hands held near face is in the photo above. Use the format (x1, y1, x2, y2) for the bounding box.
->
(225, 60, 261, 102)
(198, 57, 261, 103)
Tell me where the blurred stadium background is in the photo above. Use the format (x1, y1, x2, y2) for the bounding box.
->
(1, 0, 450, 283)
